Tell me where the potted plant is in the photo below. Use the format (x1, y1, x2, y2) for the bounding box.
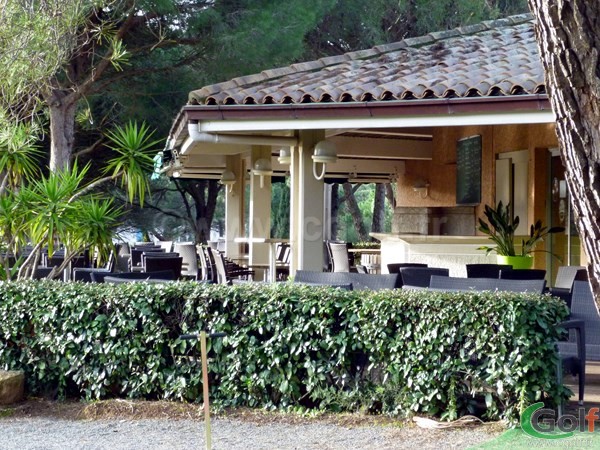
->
(477, 201, 564, 269)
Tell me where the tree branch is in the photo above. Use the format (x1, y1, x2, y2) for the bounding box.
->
(73, 136, 105, 160)
(70, 9, 139, 101)
(69, 171, 123, 203)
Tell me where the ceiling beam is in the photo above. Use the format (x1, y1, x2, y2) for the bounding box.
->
(330, 136, 432, 160)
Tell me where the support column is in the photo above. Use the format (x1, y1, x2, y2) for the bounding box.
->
(323, 183, 333, 241)
(290, 130, 325, 274)
(225, 155, 244, 259)
(290, 144, 300, 273)
(249, 146, 271, 279)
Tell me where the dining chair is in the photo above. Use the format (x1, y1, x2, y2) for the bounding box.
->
(196, 245, 212, 282)
(144, 256, 183, 280)
(327, 241, 352, 273)
(141, 252, 179, 271)
(557, 280, 597, 407)
(387, 263, 428, 274)
(275, 242, 290, 281)
(90, 270, 176, 283)
(355, 265, 368, 274)
(465, 263, 511, 279)
(499, 268, 546, 280)
(550, 266, 588, 308)
(399, 267, 449, 288)
(130, 247, 163, 270)
(157, 240, 173, 252)
(174, 242, 199, 279)
(208, 247, 229, 285)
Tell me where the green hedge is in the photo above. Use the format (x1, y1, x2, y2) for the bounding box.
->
(0, 280, 569, 422)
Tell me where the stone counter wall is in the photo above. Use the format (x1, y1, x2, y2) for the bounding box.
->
(392, 206, 476, 236)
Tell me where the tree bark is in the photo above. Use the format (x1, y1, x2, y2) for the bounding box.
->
(342, 182, 369, 241)
(181, 179, 222, 243)
(371, 183, 386, 235)
(385, 183, 397, 209)
(528, 1, 600, 294)
(47, 96, 77, 172)
(330, 183, 340, 239)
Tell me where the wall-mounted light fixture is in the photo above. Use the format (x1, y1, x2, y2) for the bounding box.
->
(312, 140, 337, 180)
(413, 179, 430, 198)
(170, 158, 183, 178)
(220, 169, 236, 193)
(278, 148, 291, 165)
(252, 158, 273, 188)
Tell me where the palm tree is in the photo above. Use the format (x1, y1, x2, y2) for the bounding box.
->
(0, 120, 161, 280)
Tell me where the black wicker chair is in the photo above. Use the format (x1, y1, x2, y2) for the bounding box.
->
(387, 263, 428, 274)
(557, 280, 595, 406)
(104, 276, 172, 284)
(296, 281, 354, 291)
(143, 256, 183, 280)
(465, 263, 511, 279)
(129, 247, 163, 270)
(550, 266, 588, 308)
(429, 275, 546, 294)
(399, 267, 449, 288)
(499, 268, 546, 280)
(294, 270, 402, 290)
(90, 270, 176, 283)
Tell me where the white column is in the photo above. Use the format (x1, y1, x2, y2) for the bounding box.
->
(289, 145, 300, 273)
(225, 155, 244, 259)
(323, 183, 333, 241)
(249, 146, 271, 279)
(290, 130, 325, 273)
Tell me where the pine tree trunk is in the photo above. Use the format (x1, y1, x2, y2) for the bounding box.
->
(47, 96, 77, 172)
(184, 179, 222, 244)
(385, 184, 396, 209)
(331, 184, 339, 239)
(342, 183, 369, 241)
(371, 184, 386, 235)
(528, 1, 600, 293)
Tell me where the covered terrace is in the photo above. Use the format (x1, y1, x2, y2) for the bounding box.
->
(163, 13, 576, 280)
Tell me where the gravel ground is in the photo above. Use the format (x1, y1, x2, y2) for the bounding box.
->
(0, 416, 497, 450)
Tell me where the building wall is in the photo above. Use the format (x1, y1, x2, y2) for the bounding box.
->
(393, 123, 558, 238)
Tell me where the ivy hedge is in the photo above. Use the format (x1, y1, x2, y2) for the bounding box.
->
(0, 280, 569, 422)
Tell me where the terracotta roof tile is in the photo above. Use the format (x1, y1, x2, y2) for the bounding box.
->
(188, 14, 543, 106)
(318, 54, 350, 66)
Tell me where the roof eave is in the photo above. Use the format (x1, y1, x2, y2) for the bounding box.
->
(169, 95, 553, 144)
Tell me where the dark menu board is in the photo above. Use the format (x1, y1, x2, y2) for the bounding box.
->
(456, 135, 482, 205)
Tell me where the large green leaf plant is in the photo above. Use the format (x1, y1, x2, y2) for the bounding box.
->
(478, 201, 564, 257)
(0, 120, 160, 280)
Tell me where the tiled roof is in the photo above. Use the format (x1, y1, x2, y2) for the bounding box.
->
(189, 14, 544, 106)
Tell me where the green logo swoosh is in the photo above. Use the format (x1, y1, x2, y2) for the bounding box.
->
(521, 402, 573, 440)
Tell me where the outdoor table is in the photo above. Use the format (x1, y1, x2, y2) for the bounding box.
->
(234, 237, 289, 282)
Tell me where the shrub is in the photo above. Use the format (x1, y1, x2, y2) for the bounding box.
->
(0, 280, 568, 422)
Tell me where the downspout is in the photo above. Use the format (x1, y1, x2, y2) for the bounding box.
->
(186, 122, 298, 147)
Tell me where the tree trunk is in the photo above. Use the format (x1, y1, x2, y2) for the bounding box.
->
(331, 183, 339, 239)
(183, 179, 222, 244)
(342, 182, 369, 241)
(371, 183, 386, 235)
(385, 184, 397, 209)
(528, 1, 600, 294)
(48, 98, 77, 172)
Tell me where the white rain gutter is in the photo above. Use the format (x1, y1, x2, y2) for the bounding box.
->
(185, 122, 298, 147)
(194, 110, 556, 133)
